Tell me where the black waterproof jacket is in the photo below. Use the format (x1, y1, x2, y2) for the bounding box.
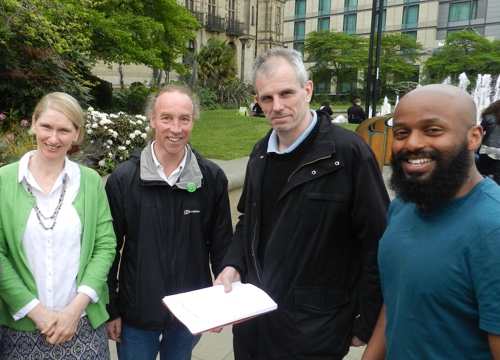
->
(105, 143, 233, 329)
(223, 112, 390, 359)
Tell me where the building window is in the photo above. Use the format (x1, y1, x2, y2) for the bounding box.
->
(251, 6, 255, 25)
(295, 0, 306, 19)
(404, 0, 419, 3)
(403, 30, 417, 39)
(343, 14, 357, 35)
(319, 0, 330, 16)
(318, 17, 330, 31)
(449, 1, 477, 22)
(185, 0, 195, 11)
(402, 4, 419, 30)
(374, 9, 386, 32)
(315, 80, 331, 94)
(340, 81, 357, 94)
(208, 0, 216, 16)
(293, 42, 305, 57)
(294, 20, 305, 41)
(228, 0, 235, 23)
(344, 0, 357, 12)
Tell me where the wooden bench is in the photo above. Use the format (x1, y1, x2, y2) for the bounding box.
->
(355, 114, 393, 170)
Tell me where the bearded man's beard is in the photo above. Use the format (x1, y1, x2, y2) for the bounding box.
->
(389, 141, 472, 208)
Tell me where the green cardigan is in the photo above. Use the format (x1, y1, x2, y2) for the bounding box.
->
(0, 162, 116, 331)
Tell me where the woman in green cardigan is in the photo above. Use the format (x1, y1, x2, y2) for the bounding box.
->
(0, 93, 116, 358)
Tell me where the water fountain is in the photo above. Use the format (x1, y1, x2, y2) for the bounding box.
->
(458, 72, 470, 91)
(443, 73, 500, 123)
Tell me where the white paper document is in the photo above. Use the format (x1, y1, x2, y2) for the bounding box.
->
(162, 281, 277, 335)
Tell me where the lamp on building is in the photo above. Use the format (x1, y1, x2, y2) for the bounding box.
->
(239, 37, 250, 82)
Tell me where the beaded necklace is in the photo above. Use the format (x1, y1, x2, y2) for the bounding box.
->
(27, 175, 67, 231)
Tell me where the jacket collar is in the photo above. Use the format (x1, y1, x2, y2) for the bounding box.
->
(140, 142, 203, 190)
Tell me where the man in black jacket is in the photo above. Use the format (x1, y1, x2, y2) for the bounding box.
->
(348, 98, 366, 124)
(105, 84, 233, 360)
(215, 48, 389, 359)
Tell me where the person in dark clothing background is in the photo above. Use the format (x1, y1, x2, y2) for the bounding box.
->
(477, 99, 500, 185)
(215, 48, 389, 359)
(318, 99, 334, 117)
(348, 98, 366, 124)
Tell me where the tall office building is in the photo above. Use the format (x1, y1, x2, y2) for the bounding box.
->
(283, 0, 500, 92)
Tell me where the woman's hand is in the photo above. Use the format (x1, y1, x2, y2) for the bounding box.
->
(43, 293, 91, 345)
(27, 303, 58, 335)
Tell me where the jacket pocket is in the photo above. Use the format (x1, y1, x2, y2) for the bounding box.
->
(294, 286, 349, 311)
(306, 192, 350, 203)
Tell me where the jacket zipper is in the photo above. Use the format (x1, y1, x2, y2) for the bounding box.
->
(251, 219, 263, 284)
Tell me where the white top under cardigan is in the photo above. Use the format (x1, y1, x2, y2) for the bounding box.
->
(14, 151, 97, 321)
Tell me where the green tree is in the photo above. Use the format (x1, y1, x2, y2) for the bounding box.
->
(424, 30, 500, 85)
(194, 38, 251, 107)
(196, 38, 237, 91)
(378, 33, 423, 97)
(304, 30, 368, 95)
(0, 0, 200, 117)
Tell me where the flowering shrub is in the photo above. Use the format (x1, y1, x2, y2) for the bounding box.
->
(0, 109, 149, 173)
(80, 108, 149, 173)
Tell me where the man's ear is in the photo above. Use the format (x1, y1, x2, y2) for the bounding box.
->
(468, 124, 483, 151)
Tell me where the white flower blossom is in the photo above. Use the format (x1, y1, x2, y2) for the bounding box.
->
(126, 140, 131, 145)
(107, 140, 113, 145)
(92, 123, 98, 128)
(141, 133, 147, 139)
(87, 129, 93, 134)
(98, 160, 106, 167)
(129, 133, 136, 139)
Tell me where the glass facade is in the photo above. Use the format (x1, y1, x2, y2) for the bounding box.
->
(294, 20, 305, 41)
(318, 0, 331, 16)
(344, 0, 357, 12)
(295, 0, 307, 19)
(449, 1, 478, 22)
(343, 14, 357, 34)
(318, 17, 330, 31)
(402, 4, 419, 29)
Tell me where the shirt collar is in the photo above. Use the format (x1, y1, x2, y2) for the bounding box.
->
(150, 140, 188, 175)
(267, 110, 317, 154)
(18, 150, 77, 183)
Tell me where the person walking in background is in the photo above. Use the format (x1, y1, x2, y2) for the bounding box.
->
(318, 99, 334, 117)
(0, 92, 116, 358)
(215, 48, 390, 359)
(105, 84, 233, 360)
(348, 98, 366, 124)
(363, 84, 500, 359)
(477, 99, 500, 185)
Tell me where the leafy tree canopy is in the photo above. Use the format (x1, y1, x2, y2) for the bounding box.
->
(424, 30, 500, 84)
(0, 0, 200, 116)
(304, 30, 368, 94)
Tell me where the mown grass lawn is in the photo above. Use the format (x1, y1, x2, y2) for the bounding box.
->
(190, 109, 358, 160)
